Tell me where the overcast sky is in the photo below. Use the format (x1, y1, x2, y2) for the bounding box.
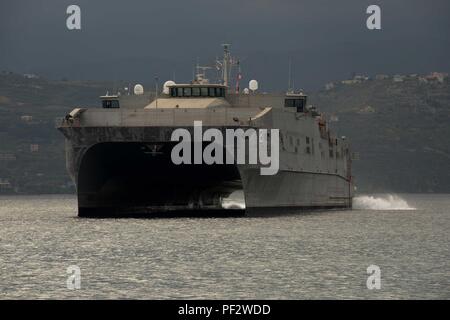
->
(1, 0, 449, 90)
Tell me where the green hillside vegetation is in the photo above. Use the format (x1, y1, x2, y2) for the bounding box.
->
(311, 76, 450, 192)
(0, 73, 127, 193)
(0, 72, 449, 194)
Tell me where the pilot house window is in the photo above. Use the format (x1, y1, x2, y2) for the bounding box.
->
(183, 87, 192, 97)
(284, 98, 306, 112)
(170, 87, 225, 98)
(102, 100, 120, 108)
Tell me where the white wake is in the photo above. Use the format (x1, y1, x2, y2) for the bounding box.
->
(221, 190, 246, 209)
(353, 194, 416, 210)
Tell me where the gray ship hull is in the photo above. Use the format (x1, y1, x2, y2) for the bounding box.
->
(59, 106, 353, 217)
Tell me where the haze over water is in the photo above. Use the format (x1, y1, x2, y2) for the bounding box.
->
(0, 194, 448, 299)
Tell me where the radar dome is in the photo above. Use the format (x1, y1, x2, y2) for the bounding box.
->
(133, 84, 144, 95)
(249, 80, 258, 92)
(163, 80, 176, 94)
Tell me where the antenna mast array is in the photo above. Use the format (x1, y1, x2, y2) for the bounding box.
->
(216, 44, 239, 87)
(193, 63, 212, 84)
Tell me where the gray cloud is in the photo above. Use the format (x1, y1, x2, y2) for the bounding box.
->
(1, 0, 449, 90)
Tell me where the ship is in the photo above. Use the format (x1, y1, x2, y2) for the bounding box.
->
(58, 45, 353, 217)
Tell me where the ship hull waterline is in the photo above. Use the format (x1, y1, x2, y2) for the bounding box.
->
(67, 139, 352, 218)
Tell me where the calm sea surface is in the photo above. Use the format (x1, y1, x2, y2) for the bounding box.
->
(0, 194, 448, 299)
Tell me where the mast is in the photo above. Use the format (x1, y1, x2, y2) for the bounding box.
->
(216, 44, 238, 87)
(287, 57, 295, 94)
(222, 43, 231, 87)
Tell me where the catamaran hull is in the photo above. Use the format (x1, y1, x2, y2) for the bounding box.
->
(58, 107, 353, 217)
(62, 140, 351, 217)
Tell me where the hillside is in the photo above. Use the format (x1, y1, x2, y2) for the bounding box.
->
(310, 76, 450, 193)
(0, 73, 127, 194)
(0, 72, 449, 194)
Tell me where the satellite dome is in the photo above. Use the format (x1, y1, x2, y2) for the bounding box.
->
(133, 84, 144, 95)
(249, 80, 258, 92)
(163, 80, 176, 94)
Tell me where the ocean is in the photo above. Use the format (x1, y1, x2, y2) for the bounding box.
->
(0, 193, 448, 299)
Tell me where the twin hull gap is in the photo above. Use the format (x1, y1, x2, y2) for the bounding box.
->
(77, 141, 246, 217)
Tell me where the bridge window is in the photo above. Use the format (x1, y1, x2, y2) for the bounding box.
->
(284, 99, 295, 108)
(201, 87, 209, 97)
(285, 98, 306, 112)
(183, 87, 192, 97)
(169, 86, 225, 98)
(102, 100, 119, 108)
(215, 87, 223, 97)
(192, 87, 200, 97)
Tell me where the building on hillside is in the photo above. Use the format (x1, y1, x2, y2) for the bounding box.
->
(0, 178, 12, 191)
(393, 74, 405, 82)
(375, 74, 389, 80)
(426, 72, 448, 83)
(30, 144, 39, 153)
(341, 79, 358, 85)
(353, 75, 369, 82)
(23, 73, 39, 79)
(21, 115, 33, 122)
(0, 153, 16, 161)
(418, 77, 428, 83)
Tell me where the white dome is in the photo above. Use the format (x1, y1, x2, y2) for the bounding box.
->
(163, 80, 176, 94)
(249, 80, 258, 91)
(134, 84, 144, 95)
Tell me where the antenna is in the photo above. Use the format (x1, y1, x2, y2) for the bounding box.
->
(288, 57, 292, 92)
(154, 76, 159, 108)
(235, 59, 242, 93)
(287, 57, 296, 93)
(194, 63, 212, 84)
(216, 43, 240, 88)
(222, 43, 231, 87)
